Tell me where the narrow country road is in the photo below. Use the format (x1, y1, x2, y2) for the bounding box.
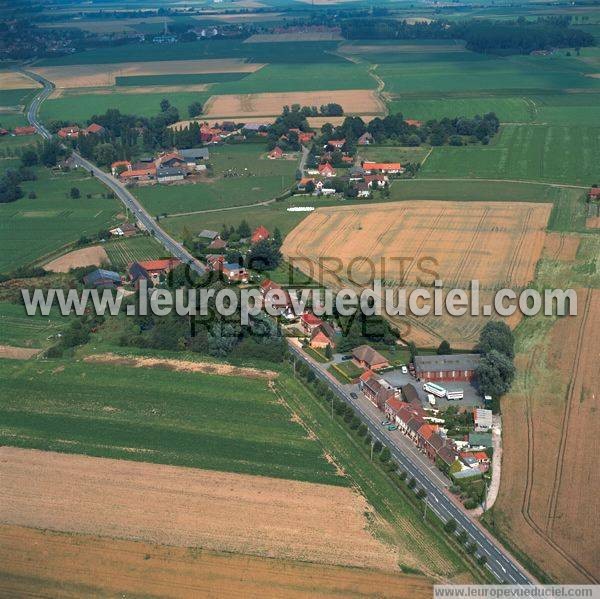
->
(288, 341, 536, 586)
(21, 69, 206, 276)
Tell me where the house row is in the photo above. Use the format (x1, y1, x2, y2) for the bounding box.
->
(57, 123, 105, 139)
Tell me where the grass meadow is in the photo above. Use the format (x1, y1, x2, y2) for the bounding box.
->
(0, 167, 120, 273)
(0, 302, 67, 348)
(0, 358, 343, 485)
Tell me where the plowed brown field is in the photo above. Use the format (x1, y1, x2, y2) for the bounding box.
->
(0, 525, 431, 598)
(492, 288, 600, 583)
(282, 201, 551, 348)
(542, 232, 580, 262)
(0, 447, 398, 571)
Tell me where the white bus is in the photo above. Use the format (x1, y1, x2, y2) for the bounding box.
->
(423, 382, 446, 398)
(446, 389, 464, 401)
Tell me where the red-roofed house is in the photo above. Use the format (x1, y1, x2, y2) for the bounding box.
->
(260, 279, 292, 311)
(57, 126, 80, 139)
(385, 397, 404, 420)
(13, 126, 36, 136)
(137, 258, 181, 278)
(300, 312, 323, 334)
(362, 162, 404, 174)
(251, 225, 270, 244)
(85, 123, 105, 135)
(589, 187, 600, 199)
(120, 166, 156, 182)
(111, 160, 131, 175)
(364, 174, 388, 188)
(268, 146, 283, 159)
(360, 373, 395, 409)
(318, 162, 336, 177)
(405, 119, 423, 128)
(298, 131, 315, 144)
(310, 329, 333, 350)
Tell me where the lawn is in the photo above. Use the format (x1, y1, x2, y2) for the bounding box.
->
(358, 145, 430, 164)
(0, 302, 67, 349)
(0, 358, 343, 485)
(41, 91, 212, 124)
(104, 235, 166, 269)
(134, 144, 297, 216)
(419, 124, 599, 185)
(0, 167, 120, 273)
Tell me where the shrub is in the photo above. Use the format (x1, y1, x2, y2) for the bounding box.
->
(444, 519, 457, 534)
(408, 477, 417, 489)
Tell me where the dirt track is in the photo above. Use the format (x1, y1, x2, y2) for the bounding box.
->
(84, 352, 278, 380)
(0, 447, 398, 571)
(0, 345, 41, 359)
(0, 525, 431, 598)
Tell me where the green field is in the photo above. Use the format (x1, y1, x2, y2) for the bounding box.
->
(0, 133, 38, 151)
(419, 124, 599, 185)
(104, 235, 167, 269)
(41, 90, 212, 124)
(0, 358, 343, 485)
(359, 145, 430, 164)
(0, 302, 67, 348)
(115, 72, 250, 86)
(135, 144, 297, 216)
(0, 88, 37, 107)
(0, 167, 120, 273)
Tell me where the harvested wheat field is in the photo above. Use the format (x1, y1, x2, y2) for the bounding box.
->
(50, 84, 210, 99)
(492, 288, 600, 583)
(0, 526, 430, 599)
(39, 16, 173, 33)
(32, 59, 264, 89)
(282, 201, 551, 347)
(0, 447, 398, 571)
(542, 232, 580, 262)
(203, 90, 385, 119)
(0, 345, 41, 360)
(244, 31, 343, 43)
(0, 71, 41, 90)
(44, 245, 109, 272)
(586, 216, 600, 229)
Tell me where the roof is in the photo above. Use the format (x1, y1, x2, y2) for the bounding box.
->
(418, 423, 437, 441)
(468, 432, 493, 447)
(328, 138, 345, 146)
(319, 321, 336, 340)
(13, 126, 36, 134)
(301, 312, 323, 326)
(157, 166, 185, 177)
(414, 354, 480, 372)
(269, 146, 283, 156)
(405, 119, 423, 127)
(359, 369, 376, 383)
(428, 432, 446, 451)
(156, 152, 185, 165)
(129, 262, 150, 282)
(473, 408, 493, 425)
(311, 330, 331, 345)
(209, 238, 227, 249)
(111, 160, 131, 169)
(352, 345, 388, 367)
(589, 187, 600, 197)
(251, 225, 270, 242)
(363, 162, 402, 171)
(85, 269, 121, 285)
(386, 397, 404, 413)
(180, 147, 209, 160)
(198, 229, 219, 240)
(243, 123, 268, 131)
(452, 467, 481, 479)
(437, 444, 458, 465)
(318, 162, 335, 174)
(137, 258, 180, 272)
(86, 123, 104, 134)
(224, 262, 243, 271)
(401, 383, 420, 405)
(120, 168, 155, 179)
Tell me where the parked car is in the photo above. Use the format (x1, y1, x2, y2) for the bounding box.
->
(387, 425, 398, 431)
(341, 355, 352, 361)
(350, 392, 357, 399)
(401, 365, 408, 374)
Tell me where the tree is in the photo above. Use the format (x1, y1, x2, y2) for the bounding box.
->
(478, 321, 514, 358)
(70, 187, 80, 199)
(476, 349, 516, 397)
(379, 447, 391, 462)
(324, 344, 333, 359)
(188, 101, 203, 118)
(416, 488, 426, 499)
(457, 530, 468, 544)
(407, 477, 417, 489)
(437, 340, 452, 355)
(477, 555, 487, 566)
(160, 98, 171, 112)
(21, 149, 38, 167)
(93, 143, 117, 167)
(237, 219, 251, 238)
(373, 440, 383, 453)
(444, 518, 457, 534)
(247, 239, 282, 271)
(408, 341, 418, 361)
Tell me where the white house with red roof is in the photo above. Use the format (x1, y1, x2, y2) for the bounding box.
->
(268, 146, 283, 159)
(300, 312, 323, 335)
(318, 163, 336, 177)
(251, 225, 270, 244)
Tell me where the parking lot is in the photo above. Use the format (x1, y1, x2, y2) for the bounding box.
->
(379, 369, 483, 409)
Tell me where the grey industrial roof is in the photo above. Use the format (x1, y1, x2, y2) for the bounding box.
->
(180, 147, 209, 160)
(198, 229, 219, 240)
(414, 353, 480, 372)
(157, 166, 185, 177)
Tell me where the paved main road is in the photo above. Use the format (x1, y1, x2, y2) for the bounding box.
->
(22, 69, 206, 276)
(288, 342, 535, 586)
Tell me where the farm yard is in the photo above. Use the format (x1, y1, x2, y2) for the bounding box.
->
(134, 144, 297, 216)
(0, 525, 432, 599)
(489, 289, 600, 584)
(282, 201, 552, 347)
(0, 168, 120, 274)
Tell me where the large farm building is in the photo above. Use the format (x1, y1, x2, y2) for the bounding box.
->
(414, 354, 480, 382)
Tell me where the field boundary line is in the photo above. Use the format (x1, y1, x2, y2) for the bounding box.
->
(405, 177, 588, 189)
